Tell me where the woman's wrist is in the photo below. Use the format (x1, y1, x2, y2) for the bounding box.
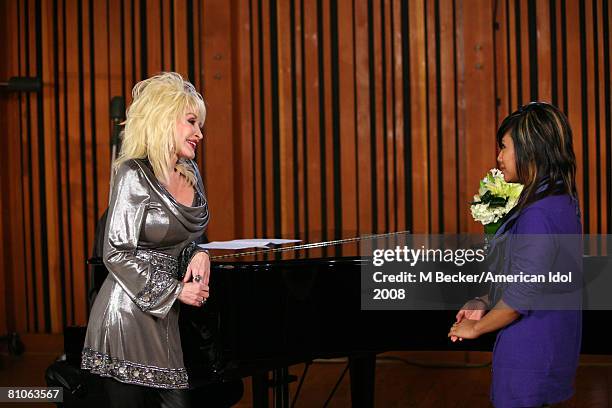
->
(474, 296, 489, 308)
(191, 248, 209, 261)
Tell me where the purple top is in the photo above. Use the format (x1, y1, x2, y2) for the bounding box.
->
(490, 194, 582, 408)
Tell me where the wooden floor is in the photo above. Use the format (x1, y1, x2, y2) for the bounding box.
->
(1, 351, 612, 407)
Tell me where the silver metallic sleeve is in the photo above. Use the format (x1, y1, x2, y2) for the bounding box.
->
(103, 162, 183, 318)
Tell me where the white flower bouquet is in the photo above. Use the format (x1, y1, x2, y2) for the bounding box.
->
(470, 168, 523, 234)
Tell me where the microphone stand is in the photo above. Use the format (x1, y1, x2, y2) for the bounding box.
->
(109, 96, 125, 201)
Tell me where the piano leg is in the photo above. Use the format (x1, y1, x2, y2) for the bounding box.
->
(348, 353, 376, 408)
(252, 368, 296, 408)
(252, 372, 269, 408)
(273, 367, 291, 407)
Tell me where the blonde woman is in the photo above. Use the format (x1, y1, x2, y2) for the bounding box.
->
(82, 72, 210, 407)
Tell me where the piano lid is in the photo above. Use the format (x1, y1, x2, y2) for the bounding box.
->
(209, 231, 409, 264)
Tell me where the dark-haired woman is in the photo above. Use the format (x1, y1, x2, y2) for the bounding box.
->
(449, 102, 582, 408)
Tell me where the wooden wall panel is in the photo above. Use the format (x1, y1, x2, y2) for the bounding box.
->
(0, 0, 610, 336)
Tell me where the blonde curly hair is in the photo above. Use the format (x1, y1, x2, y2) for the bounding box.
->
(114, 72, 206, 186)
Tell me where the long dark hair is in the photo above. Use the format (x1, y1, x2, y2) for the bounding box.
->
(496, 102, 578, 211)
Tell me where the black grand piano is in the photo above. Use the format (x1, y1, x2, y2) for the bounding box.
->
(55, 232, 611, 407)
(180, 233, 497, 407)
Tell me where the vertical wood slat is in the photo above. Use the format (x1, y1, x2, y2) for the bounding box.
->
(108, 0, 123, 117)
(439, 0, 457, 233)
(0, 144, 5, 335)
(409, 0, 429, 233)
(304, 0, 322, 240)
(426, 0, 440, 233)
(596, 0, 608, 234)
(41, 0, 61, 333)
(19, 0, 36, 333)
(193, 1, 203, 90)
(277, 0, 294, 237)
(460, 0, 497, 233)
(82, 0, 96, 322)
(5, 0, 28, 334)
(233, 0, 255, 238)
(565, 0, 584, 229)
(261, 0, 274, 238)
(507, 0, 518, 109)
(495, 0, 510, 119)
(391, 0, 405, 232)
(123, 0, 134, 99)
(27, 0, 46, 332)
(372, 0, 385, 233)
(93, 0, 110, 231)
(383, 0, 395, 232)
(162, 0, 172, 70)
(65, 0, 86, 326)
(322, 0, 334, 240)
(602, 3, 612, 234)
(133, 0, 142, 80)
(0, 0, 15, 335)
(172, 0, 188, 79)
(251, 0, 263, 238)
(337, 0, 357, 236)
(201, 0, 235, 240)
(519, 0, 530, 101)
(294, 0, 306, 239)
(584, 0, 597, 235)
(146, 0, 161, 75)
(58, 0, 73, 326)
(536, 0, 552, 101)
(354, 0, 372, 235)
(83, 0, 94, 236)
(554, 0, 565, 111)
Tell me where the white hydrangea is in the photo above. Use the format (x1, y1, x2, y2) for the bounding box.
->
(470, 169, 523, 226)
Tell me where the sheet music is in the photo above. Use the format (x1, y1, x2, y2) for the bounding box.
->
(199, 238, 301, 250)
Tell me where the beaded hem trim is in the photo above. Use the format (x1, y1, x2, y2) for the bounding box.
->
(134, 250, 180, 311)
(81, 347, 189, 389)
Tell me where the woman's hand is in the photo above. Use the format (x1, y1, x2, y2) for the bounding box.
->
(182, 251, 211, 286)
(455, 298, 487, 323)
(179, 251, 211, 307)
(450, 299, 520, 342)
(448, 319, 480, 340)
(178, 281, 210, 307)
(451, 298, 488, 342)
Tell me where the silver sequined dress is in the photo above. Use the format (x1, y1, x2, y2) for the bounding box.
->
(81, 158, 209, 389)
